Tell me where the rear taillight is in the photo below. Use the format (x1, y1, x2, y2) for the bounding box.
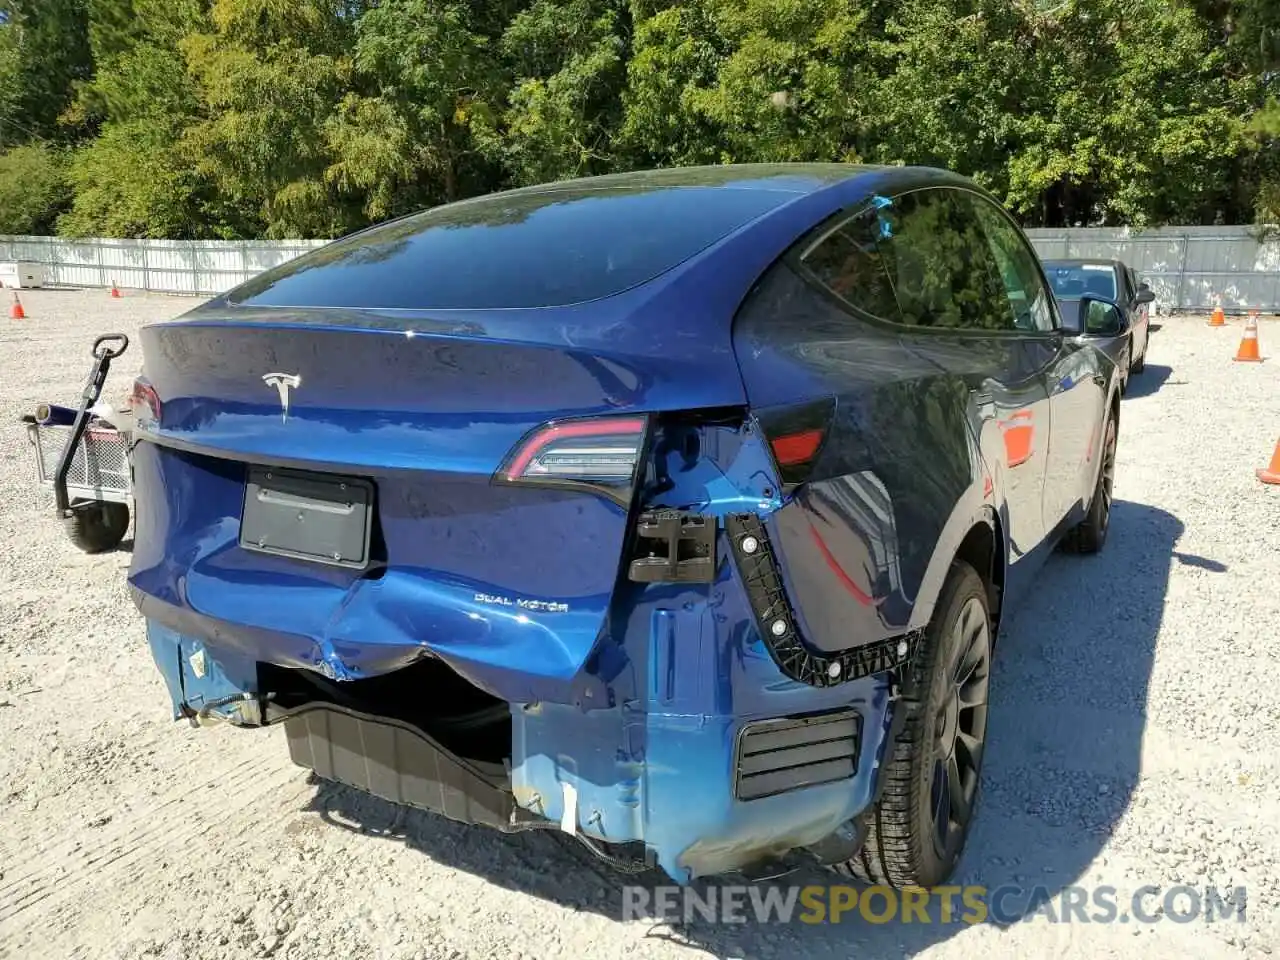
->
(130, 377, 161, 430)
(496, 415, 648, 501)
(755, 397, 835, 488)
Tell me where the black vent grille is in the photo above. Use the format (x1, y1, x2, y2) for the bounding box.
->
(726, 512, 920, 688)
(735, 710, 861, 801)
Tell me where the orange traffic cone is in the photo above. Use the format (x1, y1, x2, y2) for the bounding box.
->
(1234, 315, 1262, 362)
(1259, 437, 1280, 485)
(110, 280, 122, 298)
(9, 291, 24, 320)
(1209, 306, 1226, 327)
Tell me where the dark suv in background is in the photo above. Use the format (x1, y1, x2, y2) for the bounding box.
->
(1044, 258, 1156, 392)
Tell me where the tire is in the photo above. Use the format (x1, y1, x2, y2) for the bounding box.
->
(833, 561, 992, 888)
(1132, 342, 1146, 373)
(1061, 414, 1116, 555)
(64, 500, 130, 553)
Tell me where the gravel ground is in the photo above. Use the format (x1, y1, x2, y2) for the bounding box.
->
(2, 288, 1279, 960)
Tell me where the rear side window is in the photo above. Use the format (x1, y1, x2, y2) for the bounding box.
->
(229, 186, 791, 310)
(799, 208, 901, 321)
(802, 188, 1014, 331)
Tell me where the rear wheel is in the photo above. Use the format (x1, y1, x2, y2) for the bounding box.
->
(1062, 414, 1116, 554)
(64, 499, 130, 553)
(833, 561, 991, 888)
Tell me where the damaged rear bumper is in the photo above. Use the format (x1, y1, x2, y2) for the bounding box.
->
(283, 705, 522, 832)
(144, 618, 897, 882)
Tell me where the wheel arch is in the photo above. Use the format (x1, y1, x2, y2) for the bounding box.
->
(907, 491, 1005, 640)
(1086, 384, 1121, 505)
(953, 510, 1005, 637)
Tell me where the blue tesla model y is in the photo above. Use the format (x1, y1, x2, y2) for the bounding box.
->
(128, 164, 1120, 887)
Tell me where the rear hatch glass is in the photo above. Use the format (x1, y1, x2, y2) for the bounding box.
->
(229, 185, 791, 311)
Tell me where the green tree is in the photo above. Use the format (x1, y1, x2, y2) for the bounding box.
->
(0, 17, 21, 142)
(1230, 0, 1280, 223)
(324, 0, 506, 220)
(60, 120, 201, 237)
(0, 143, 71, 233)
(0, 0, 92, 147)
(863, 1, 1030, 195)
(484, 0, 630, 184)
(180, 0, 370, 238)
(57, 0, 249, 238)
(3, 0, 1278, 238)
(620, 0, 887, 168)
(616, 2, 725, 167)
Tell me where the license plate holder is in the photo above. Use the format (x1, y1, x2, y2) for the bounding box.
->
(240, 467, 373, 569)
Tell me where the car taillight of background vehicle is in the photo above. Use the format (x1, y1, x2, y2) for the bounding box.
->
(495, 415, 648, 502)
(131, 378, 161, 430)
(754, 397, 836, 488)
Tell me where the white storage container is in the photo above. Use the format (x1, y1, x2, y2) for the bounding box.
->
(0, 261, 46, 288)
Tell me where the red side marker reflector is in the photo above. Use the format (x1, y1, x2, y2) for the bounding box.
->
(770, 429, 825, 467)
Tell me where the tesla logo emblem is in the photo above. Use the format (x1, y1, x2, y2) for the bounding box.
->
(262, 372, 301, 422)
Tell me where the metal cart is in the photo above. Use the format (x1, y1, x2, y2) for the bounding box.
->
(20, 334, 134, 553)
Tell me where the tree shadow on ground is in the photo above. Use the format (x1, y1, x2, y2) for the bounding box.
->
(303, 500, 1200, 958)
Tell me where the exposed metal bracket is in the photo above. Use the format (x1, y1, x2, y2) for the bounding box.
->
(727, 512, 920, 687)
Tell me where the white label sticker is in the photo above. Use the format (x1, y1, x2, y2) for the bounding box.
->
(188, 649, 207, 679)
(560, 782, 578, 836)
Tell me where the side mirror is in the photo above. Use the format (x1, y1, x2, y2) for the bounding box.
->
(1083, 296, 1125, 336)
(1135, 288, 1155, 306)
(1059, 296, 1124, 337)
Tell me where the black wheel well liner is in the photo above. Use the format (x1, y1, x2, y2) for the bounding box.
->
(953, 511, 1004, 633)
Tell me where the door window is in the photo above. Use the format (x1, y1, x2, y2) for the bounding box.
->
(1125, 266, 1141, 305)
(969, 196, 1059, 333)
(1115, 266, 1133, 305)
(801, 188, 1015, 332)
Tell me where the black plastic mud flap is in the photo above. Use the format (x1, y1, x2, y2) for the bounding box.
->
(283, 705, 521, 831)
(627, 509, 717, 583)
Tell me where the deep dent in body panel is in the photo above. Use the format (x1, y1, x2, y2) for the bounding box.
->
(510, 420, 897, 881)
(139, 417, 902, 880)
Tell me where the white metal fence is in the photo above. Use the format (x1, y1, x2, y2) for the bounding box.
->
(1025, 226, 1280, 313)
(2, 226, 1279, 312)
(0, 235, 327, 296)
